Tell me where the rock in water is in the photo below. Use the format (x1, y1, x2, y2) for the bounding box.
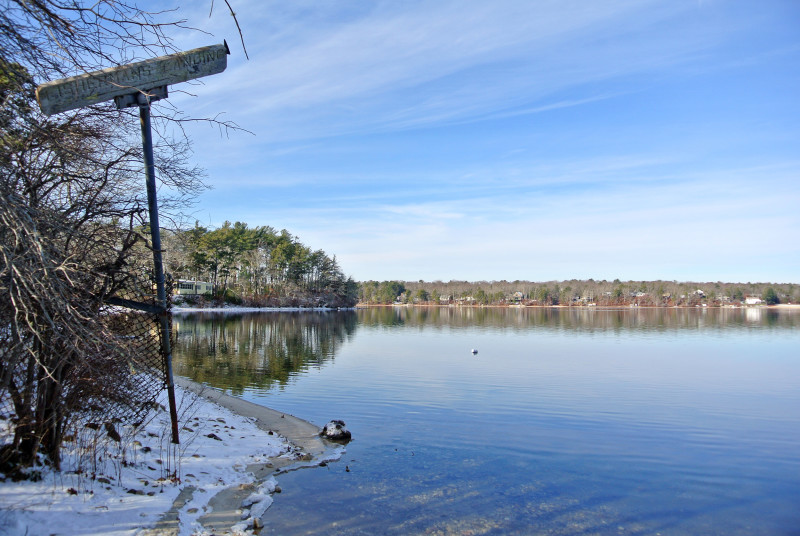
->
(320, 419, 352, 442)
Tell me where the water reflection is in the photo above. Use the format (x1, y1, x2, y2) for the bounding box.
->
(172, 306, 800, 535)
(172, 311, 357, 394)
(358, 305, 799, 332)
(174, 308, 798, 394)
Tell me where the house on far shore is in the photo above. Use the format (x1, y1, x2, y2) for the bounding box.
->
(744, 295, 763, 305)
(174, 279, 214, 296)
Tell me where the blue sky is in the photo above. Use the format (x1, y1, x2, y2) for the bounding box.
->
(154, 0, 798, 283)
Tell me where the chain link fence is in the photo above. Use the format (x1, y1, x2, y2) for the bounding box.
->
(93, 273, 173, 426)
(0, 272, 173, 453)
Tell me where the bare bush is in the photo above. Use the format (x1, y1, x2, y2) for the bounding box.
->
(0, 64, 163, 472)
(1, 1, 225, 473)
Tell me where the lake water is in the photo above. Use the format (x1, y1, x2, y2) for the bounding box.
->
(172, 307, 800, 535)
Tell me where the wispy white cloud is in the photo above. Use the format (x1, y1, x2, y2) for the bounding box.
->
(145, 0, 800, 283)
(166, 0, 726, 141)
(233, 158, 799, 281)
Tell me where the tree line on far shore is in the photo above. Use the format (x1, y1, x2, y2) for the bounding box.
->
(358, 279, 795, 306)
(162, 222, 358, 308)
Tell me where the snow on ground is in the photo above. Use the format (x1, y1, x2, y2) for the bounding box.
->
(0, 383, 292, 536)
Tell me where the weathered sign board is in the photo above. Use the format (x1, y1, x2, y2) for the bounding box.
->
(36, 43, 228, 116)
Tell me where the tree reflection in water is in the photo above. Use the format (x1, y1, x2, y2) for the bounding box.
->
(174, 307, 797, 395)
(357, 304, 799, 332)
(172, 312, 357, 394)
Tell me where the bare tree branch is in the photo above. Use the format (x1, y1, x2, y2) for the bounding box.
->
(1, 1, 244, 472)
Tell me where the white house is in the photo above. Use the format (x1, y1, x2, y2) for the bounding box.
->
(174, 279, 214, 296)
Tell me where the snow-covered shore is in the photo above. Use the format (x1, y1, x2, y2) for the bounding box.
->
(0, 382, 319, 536)
(172, 306, 339, 313)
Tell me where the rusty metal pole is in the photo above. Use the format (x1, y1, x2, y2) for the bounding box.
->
(138, 91, 180, 444)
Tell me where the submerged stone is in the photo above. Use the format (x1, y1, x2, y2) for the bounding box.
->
(320, 419, 352, 442)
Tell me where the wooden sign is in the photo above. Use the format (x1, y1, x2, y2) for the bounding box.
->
(36, 43, 229, 116)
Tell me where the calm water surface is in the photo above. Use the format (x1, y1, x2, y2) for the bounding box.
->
(173, 307, 800, 535)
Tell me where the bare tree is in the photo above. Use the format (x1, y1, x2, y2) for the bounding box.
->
(0, 1, 231, 472)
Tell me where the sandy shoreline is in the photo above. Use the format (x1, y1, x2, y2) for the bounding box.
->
(144, 378, 341, 535)
(173, 377, 336, 466)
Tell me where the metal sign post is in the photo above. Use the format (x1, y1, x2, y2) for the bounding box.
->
(37, 43, 230, 444)
(135, 87, 181, 445)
